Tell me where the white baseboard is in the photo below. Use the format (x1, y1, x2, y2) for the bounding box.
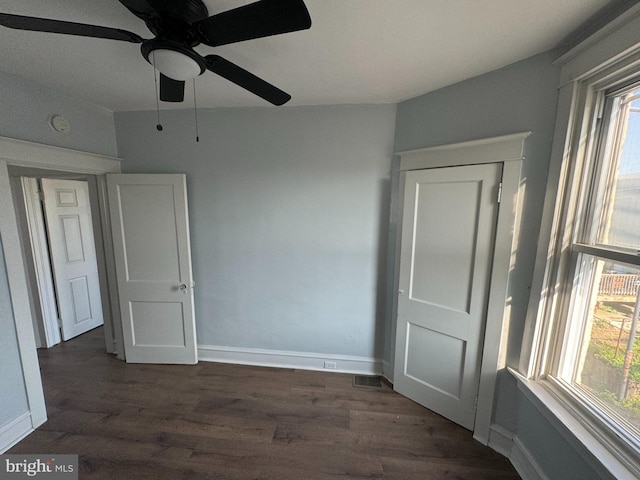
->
(198, 344, 383, 376)
(486, 424, 551, 480)
(0, 412, 33, 454)
(487, 424, 514, 458)
(511, 437, 550, 480)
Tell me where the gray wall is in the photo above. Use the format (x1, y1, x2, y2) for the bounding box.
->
(394, 51, 607, 479)
(0, 235, 29, 427)
(516, 391, 603, 480)
(115, 104, 397, 359)
(0, 70, 118, 438)
(394, 51, 560, 430)
(394, 51, 560, 371)
(0, 70, 117, 157)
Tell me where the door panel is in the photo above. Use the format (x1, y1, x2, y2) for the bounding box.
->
(107, 174, 197, 364)
(410, 180, 479, 313)
(118, 184, 181, 281)
(406, 324, 465, 397)
(130, 301, 186, 347)
(41, 179, 104, 341)
(394, 164, 501, 430)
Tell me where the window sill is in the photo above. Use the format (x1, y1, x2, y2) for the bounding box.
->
(508, 367, 638, 480)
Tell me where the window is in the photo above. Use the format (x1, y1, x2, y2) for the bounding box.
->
(541, 82, 640, 468)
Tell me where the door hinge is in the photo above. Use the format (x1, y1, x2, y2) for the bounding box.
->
(474, 394, 479, 413)
(37, 190, 45, 202)
(57, 317, 63, 329)
(496, 182, 503, 204)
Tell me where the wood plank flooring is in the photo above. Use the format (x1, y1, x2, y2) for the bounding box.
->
(10, 327, 521, 479)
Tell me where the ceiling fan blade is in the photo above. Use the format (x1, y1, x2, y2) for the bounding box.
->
(205, 55, 291, 106)
(0, 13, 144, 43)
(159, 74, 185, 102)
(194, 0, 311, 47)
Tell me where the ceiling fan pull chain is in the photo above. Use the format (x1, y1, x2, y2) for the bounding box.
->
(152, 51, 163, 132)
(193, 79, 200, 143)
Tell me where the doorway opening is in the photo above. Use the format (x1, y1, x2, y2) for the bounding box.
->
(8, 166, 119, 357)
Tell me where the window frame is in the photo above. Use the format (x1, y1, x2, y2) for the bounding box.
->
(525, 52, 640, 478)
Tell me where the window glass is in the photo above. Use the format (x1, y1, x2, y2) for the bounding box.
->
(561, 256, 640, 437)
(593, 89, 640, 250)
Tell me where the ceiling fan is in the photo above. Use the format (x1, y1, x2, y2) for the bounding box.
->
(0, 0, 312, 105)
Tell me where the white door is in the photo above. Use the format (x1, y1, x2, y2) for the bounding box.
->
(393, 163, 501, 430)
(41, 179, 104, 341)
(106, 174, 197, 364)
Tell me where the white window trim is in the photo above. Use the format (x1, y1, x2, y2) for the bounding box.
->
(518, 6, 640, 479)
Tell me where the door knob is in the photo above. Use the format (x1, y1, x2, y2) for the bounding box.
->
(179, 283, 188, 293)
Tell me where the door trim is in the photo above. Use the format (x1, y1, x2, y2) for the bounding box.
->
(397, 132, 530, 170)
(20, 177, 61, 348)
(0, 136, 122, 443)
(393, 132, 529, 445)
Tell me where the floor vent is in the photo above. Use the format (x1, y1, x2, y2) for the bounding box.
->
(353, 375, 383, 388)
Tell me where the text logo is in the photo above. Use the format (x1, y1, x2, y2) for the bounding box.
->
(0, 455, 78, 480)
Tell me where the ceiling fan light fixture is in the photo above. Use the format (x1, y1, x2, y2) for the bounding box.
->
(151, 48, 203, 81)
(4, 0, 313, 105)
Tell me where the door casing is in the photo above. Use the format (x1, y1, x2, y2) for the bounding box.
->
(0, 136, 122, 442)
(391, 132, 529, 445)
(16, 176, 109, 348)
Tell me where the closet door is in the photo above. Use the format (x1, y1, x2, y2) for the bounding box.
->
(393, 164, 501, 430)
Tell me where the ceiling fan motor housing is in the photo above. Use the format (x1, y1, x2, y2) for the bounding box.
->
(139, 0, 209, 46)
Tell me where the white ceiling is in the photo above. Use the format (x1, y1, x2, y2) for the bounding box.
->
(0, 0, 613, 112)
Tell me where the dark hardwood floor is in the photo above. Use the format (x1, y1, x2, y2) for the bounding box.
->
(10, 327, 521, 479)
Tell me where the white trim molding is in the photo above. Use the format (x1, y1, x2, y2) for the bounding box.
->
(555, 5, 640, 86)
(0, 412, 33, 454)
(487, 424, 515, 458)
(0, 136, 123, 452)
(397, 132, 530, 171)
(198, 344, 383, 376)
(0, 136, 121, 174)
(510, 437, 551, 480)
(486, 422, 555, 480)
(0, 159, 47, 432)
(20, 177, 61, 348)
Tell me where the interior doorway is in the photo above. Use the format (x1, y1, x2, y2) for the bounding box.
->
(393, 163, 502, 431)
(391, 132, 528, 445)
(0, 137, 123, 445)
(8, 167, 117, 355)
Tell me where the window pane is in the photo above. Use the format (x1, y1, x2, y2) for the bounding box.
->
(566, 256, 640, 437)
(595, 89, 640, 250)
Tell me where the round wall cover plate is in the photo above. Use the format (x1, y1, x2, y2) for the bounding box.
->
(49, 115, 71, 134)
